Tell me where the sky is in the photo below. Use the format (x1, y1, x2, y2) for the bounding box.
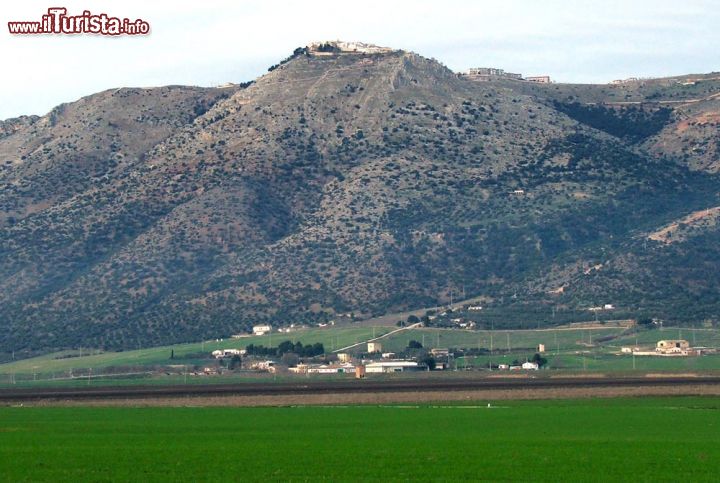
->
(1, 0, 718, 120)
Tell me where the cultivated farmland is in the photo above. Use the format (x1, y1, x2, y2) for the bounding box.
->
(1, 398, 719, 481)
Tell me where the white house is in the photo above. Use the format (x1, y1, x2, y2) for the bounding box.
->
(252, 324, 272, 336)
(365, 361, 420, 373)
(522, 362, 539, 370)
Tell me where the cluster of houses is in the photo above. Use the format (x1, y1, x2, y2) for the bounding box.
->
(307, 40, 394, 55)
(460, 67, 551, 83)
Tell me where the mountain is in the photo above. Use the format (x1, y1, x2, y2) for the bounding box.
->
(1, 42, 719, 357)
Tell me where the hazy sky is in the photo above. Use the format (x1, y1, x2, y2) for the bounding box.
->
(2, 0, 718, 119)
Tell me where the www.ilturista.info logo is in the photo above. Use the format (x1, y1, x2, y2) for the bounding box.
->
(8, 8, 150, 35)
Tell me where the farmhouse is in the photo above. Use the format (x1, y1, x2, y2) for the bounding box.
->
(656, 340, 690, 354)
(631, 339, 699, 357)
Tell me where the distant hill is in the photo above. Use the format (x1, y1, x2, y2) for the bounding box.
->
(1, 43, 719, 357)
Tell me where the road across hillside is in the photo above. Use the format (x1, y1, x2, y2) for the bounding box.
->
(2, 376, 720, 404)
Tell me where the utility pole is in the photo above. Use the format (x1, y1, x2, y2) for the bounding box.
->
(507, 333, 511, 352)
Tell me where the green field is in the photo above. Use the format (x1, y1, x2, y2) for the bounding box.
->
(1, 398, 719, 481)
(377, 327, 627, 352)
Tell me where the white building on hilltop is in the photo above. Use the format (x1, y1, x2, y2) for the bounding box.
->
(308, 40, 394, 55)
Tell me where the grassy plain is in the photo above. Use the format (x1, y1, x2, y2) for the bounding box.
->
(1, 398, 719, 481)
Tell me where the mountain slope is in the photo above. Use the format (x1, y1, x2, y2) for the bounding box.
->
(1, 45, 718, 356)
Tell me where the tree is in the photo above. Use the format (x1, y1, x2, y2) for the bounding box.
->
(278, 340, 295, 354)
(419, 354, 436, 370)
(311, 342, 324, 357)
(407, 315, 420, 324)
(407, 340, 423, 349)
(229, 354, 242, 370)
(531, 353, 548, 368)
